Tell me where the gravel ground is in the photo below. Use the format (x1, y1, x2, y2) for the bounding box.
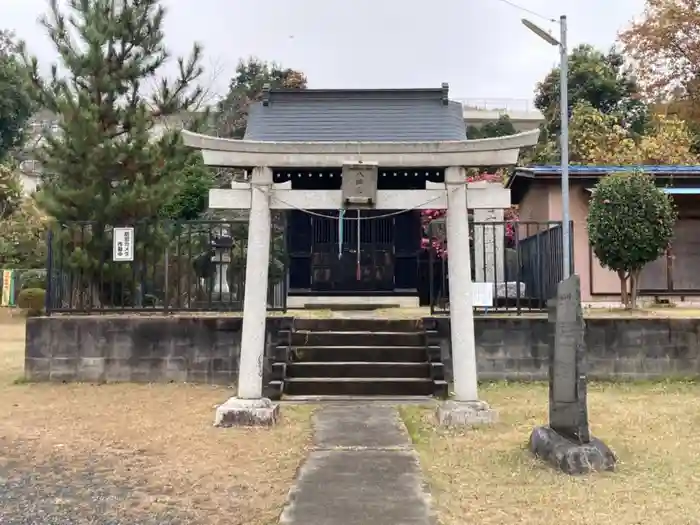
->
(0, 321, 315, 525)
(0, 438, 196, 525)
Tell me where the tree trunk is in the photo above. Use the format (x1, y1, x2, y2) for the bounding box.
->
(630, 269, 641, 310)
(618, 270, 629, 308)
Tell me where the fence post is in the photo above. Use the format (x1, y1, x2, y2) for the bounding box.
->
(283, 211, 289, 312)
(514, 223, 522, 314)
(163, 244, 169, 315)
(45, 228, 54, 316)
(569, 220, 575, 276)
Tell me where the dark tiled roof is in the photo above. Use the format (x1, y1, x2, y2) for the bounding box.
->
(244, 86, 466, 142)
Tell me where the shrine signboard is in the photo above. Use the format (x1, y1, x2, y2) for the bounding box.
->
(341, 162, 378, 208)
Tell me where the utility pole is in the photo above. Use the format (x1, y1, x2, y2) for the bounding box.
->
(522, 15, 570, 278)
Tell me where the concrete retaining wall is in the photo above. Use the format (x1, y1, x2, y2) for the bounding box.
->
(25, 315, 700, 387)
(25, 316, 291, 392)
(427, 317, 700, 381)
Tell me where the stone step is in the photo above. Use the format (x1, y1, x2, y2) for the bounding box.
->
(284, 377, 435, 397)
(265, 380, 284, 401)
(278, 395, 435, 403)
(271, 361, 286, 381)
(286, 361, 430, 379)
(292, 318, 424, 333)
(287, 345, 429, 363)
(281, 330, 424, 347)
(433, 379, 449, 399)
(429, 362, 445, 381)
(287, 295, 419, 309)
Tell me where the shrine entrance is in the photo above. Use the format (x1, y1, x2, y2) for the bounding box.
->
(288, 209, 421, 294)
(181, 94, 539, 405)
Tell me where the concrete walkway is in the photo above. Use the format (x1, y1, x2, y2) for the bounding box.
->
(279, 405, 435, 525)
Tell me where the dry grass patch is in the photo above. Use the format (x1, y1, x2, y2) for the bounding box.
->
(287, 307, 700, 319)
(582, 307, 700, 318)
(401, 382, 700, 525)
(0, 317, 314, 525)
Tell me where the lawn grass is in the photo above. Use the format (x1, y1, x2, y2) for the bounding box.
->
(0, 316, 314, 525)
(401, 382, 700, 525)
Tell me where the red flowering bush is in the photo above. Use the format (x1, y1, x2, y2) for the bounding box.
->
(420, 171, 518, 258)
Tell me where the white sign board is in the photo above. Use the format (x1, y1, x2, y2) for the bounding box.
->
(472, 282, 494, 308)
(112, 227, 134, 262)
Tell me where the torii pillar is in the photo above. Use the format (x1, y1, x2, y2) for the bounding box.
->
(181, 129, 540, 427)
(435, 167, 497, 425)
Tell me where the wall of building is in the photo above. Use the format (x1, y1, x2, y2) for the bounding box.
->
(535, 183, 700, 301)
(637, 200, 700, 293)
(431, 316, 700, 381)
(516, 184, 550, 223)
(545, 182, 619, 300)
(24, 316, 291, 395)
(518, 181, 622, 301)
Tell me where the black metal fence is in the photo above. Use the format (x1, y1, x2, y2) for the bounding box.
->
(45, 219, 288, 314)
(428, 220, 574, 314)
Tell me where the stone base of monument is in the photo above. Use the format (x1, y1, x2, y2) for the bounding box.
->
(193, 293, 243, 311)
(436, 400, 498, 427)
(529, 426, 617, 475)
(214, 397, 280, 427)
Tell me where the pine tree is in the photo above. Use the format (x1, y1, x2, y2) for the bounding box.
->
(24, 0, 204, 222)
(21, 0, 207, 306)
(0, 30, 33, 160)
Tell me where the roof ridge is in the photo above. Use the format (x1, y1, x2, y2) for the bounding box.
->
(269, 87, 446, 94)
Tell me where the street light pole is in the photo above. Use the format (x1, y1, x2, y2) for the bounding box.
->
(558, 15, 570, 279)
(522, 15, 570, 279)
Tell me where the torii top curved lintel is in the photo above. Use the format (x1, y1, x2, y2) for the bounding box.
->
(181, 128, 540, 168)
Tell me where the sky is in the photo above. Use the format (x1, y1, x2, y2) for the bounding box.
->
(3, 0, 646, 107)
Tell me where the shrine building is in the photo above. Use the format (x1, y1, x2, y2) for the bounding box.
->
(242, 84, 507, 307)
(185, 84, 539, 311)
(183, 83, 538, 402)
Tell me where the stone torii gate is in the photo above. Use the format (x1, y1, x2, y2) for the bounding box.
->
(182, 129, 539, 426)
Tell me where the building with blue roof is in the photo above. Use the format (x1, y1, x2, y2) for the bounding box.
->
(508, 165, 700, 301)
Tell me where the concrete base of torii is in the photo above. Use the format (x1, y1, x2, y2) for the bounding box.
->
(436, 400, 498, 427)
(214, 397, 280, 428)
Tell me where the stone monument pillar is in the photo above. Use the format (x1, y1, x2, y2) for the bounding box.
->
(473, 203, 505, 284)
(528, 275, 616, 474)
(214, 166, 279, 427)
(436, 166, 497, 426)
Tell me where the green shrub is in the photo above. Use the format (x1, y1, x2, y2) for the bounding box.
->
(587, 171, 677, 309)
(17, 288, 46, 316)
(19, 269, 46, 290)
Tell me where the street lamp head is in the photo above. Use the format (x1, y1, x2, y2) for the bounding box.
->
(521, 18, 560, 47)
